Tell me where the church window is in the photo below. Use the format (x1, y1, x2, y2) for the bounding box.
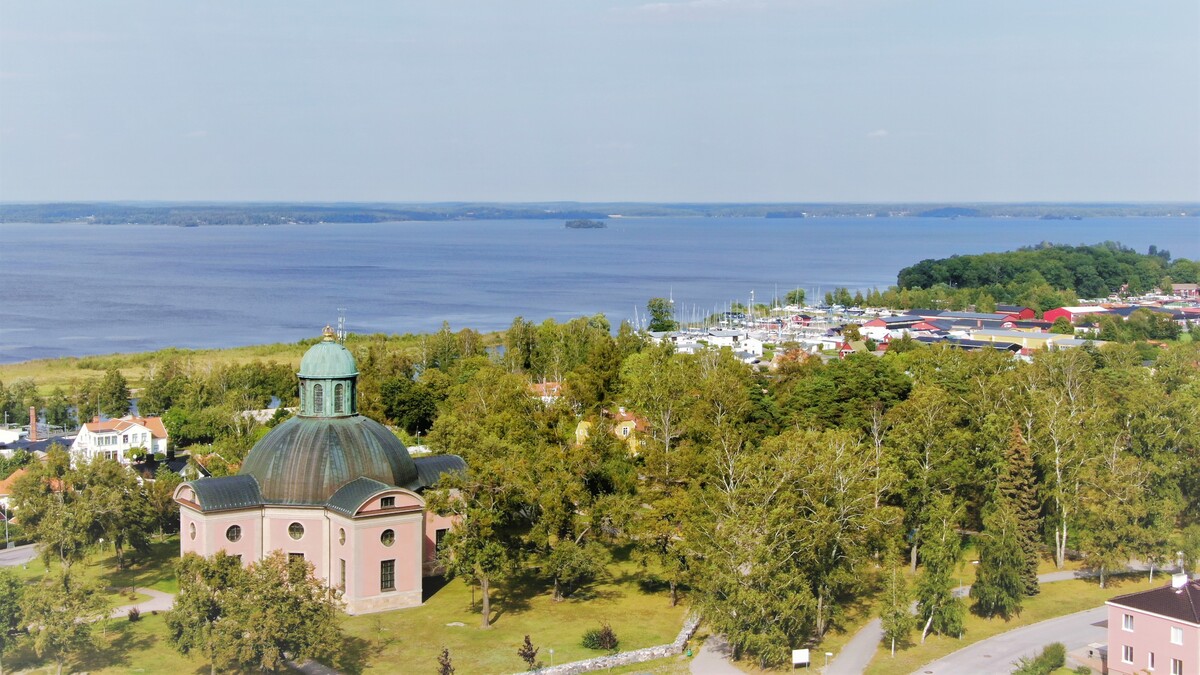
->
(299, 386, 305, 410)
(289, 522, 305, 540)
(380, 560, 395, 591)
(381, 529, 395, 547)
(334, 383, 344, 413)
(226, 525, 241, 542)
(339, 528, 346, 545)
(312, 384, 323, 414)
(381, 496, 395, 509)
(189, 523, 196, 540)
(340, 559, 346, 589)
(436, 528, 448, 552)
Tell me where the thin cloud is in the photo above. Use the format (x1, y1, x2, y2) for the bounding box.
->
(184, 130, 209, 139)
(867, 129, 889, 138)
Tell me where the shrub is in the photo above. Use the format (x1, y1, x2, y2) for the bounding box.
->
(1074, 667, 1091, 675)
(581, 622, 619, 651)
(1011, 642, 1066, 675)
(128, 607, 141, 622)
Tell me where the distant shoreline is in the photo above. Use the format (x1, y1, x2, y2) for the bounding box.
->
(1, 202, 1196, 226)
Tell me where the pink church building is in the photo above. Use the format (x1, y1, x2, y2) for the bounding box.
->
(175, 327, 463, 614)
(1105, 573, 1199, 675)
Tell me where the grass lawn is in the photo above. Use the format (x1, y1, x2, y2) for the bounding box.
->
(864, 573, 1158, 675)
(12, 536, 181, 594)
(340, 554, 689, 674)
(4, 613, 211, 675)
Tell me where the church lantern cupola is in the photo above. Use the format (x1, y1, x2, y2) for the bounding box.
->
(297, 325, 358, 417)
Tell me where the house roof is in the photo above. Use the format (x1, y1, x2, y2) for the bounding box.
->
(298, 327, 359, 378)
(1108, 579, 1200, 625)
(82, 416, 168, 439)
(0, 468, 29, 497)
(1055, 306, 1109, 314)
(529, 382, 563, 398)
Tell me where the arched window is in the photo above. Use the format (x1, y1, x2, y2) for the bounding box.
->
(299, 386, 306, 410)
(312, 384, 323, 414)
(334, 383, 344, 413)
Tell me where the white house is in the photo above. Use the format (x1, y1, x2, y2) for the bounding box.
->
(71, 415, 168, 465)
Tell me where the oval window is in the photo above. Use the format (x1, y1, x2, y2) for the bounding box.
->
(339, 528, 346, 545)
(381, 529, 395, 547)
(226, 525, 241, 542)
(189, 522, 196, 540)
(289, 522, 305, 540)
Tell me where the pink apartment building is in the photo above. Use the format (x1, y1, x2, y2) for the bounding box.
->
(174, 327, 463, 614)
(1106, 573, 1199, 675)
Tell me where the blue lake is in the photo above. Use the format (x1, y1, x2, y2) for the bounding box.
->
(1, 217, 1197, 363)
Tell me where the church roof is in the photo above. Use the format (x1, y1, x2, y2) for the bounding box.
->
(188, 474, 262, 512)
(239, 415, 418, 505)
(325, 477, 397, 517)
(413, 454, 466, 488)
(298, 326, 358, 379)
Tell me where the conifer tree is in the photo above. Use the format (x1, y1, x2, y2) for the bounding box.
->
(999, 424, 1041, 595)
(970, 498, 1026, 618)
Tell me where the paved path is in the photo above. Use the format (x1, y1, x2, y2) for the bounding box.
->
(689, 634, 745, 674)
(109, 587, 175, 619)
(916, 607, 1106, 675)
(0, 543, 38, 567)
(826, 563, 1150, 675)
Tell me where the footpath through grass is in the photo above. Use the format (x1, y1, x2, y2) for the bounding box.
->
(864, 573, 1158, 675)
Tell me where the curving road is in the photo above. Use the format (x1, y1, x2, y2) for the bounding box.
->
(915, 607, 1106, 675)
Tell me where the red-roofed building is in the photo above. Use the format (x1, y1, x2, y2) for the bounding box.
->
(71, 415, 169, 465)
(1105, 573, 1200, 675)
(1044, 306, 1111, 324)
(528, 381, 563, 405)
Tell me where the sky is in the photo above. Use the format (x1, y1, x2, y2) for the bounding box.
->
(1, 1, 1197, 203)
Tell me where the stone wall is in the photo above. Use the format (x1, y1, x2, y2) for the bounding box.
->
(513, 613, 701, 675)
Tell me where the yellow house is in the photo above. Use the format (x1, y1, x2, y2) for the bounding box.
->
(574, 409, 648, 455)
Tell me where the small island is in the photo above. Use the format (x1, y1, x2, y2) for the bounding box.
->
(565, 218, 607, 229)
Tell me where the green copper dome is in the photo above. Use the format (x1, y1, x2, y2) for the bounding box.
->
(298, 326, 359, 379)
(238, 415, 418, 505)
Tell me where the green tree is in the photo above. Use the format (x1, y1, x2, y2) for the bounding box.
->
(646, 297, 678, 332)
(75, 457, 154, 568)
(970, 498, 1026, 618)
(167, 552, 246, 675)
(998, 425, 1041, 595)
(97, 367, 131, 418)
(147, 465, 184, 539)
(11, 446, 91, 569)
(21, 571, 107, 675)
(0, 570, 24, 675)
(915, 495, 965, 642)
(1050, 317, 1074, 334)
(42, 387, 72, 429)
(212, 551, 345, 673)
(784, 288, 806, 306)
(879, 566, 914, 657)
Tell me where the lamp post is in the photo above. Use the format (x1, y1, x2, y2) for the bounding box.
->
(824, 652, 832, 668)
(549, 648, 554, 668)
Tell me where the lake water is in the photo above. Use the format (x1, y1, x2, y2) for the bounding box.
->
(1, 217, 1197, 363)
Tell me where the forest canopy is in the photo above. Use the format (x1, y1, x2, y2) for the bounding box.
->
(897, 242, 1197, 299)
